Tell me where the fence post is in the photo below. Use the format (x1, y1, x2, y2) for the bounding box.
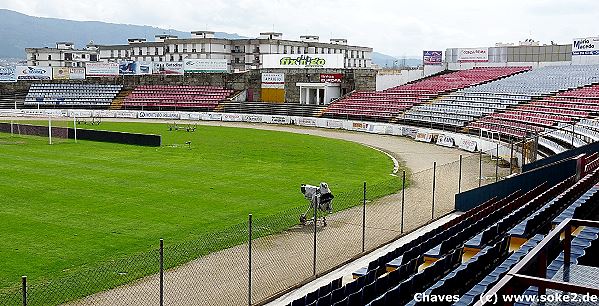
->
(362, 181, 366, 253)
(510, 141, 514, 175)
(458, 155, 462, 193)
(401, 171, 406, 234)
(431, 162, 436, 220)
(534, 134, 539, 163)
(571, 124, 575, 147)
(21, 276, 27, 306)
(248, 214, 252, 306)
(478, 150, 482, 187)
(313, 198, 317, 276)
(522, 137, 526, 166)
(159, 239, 164, 306)
(495, 143, 499, 183)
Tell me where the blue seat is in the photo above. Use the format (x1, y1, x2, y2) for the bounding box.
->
(316, 292, 332, 306)
(306, 290, 319, 305)
(347, 289, 362, 306)
(318, 282, 332, 299)
(332, 297, 347, 306)
(291, 296, 306, 306)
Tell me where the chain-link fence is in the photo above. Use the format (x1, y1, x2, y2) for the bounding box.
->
(0, 143, 516, 306)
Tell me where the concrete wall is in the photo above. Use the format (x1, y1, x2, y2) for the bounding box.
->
(0, 69, 377, 104)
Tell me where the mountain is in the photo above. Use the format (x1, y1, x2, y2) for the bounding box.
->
(371, 52, 422, 68)
(0, 9, 245, 58)
(0, 9, 403, 65)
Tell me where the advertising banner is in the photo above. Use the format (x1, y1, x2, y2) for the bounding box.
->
(222, 113, 243, 122)
(572, 37, 599, 56)
(367, 124, 390, 134)
(459, 139, 478, 152)
(457, 48, 489, 62)
(138, 111, 180, 120)
(243, 114, 264, 123)
(261, 73, 285, 89)
(53, 68, 69, 80)
(297, 117, 317, 127)
(92, 110, 116, 118)
(436, 134, 455, 147)
(352, 122, 370, 132)
(69, 68, 86, 80)
(320, 73, 343, 83)
(415, 132, 433, 143)
(86, 62, 119, 77)
(119, 61, 151, 75)
(152, 62, 184, 75)
(188, 112, 201, 120)
(16, 66, 52, 80)
(423, 51, 443, 65)
(0, 66, 16, 82)
(52, 67, 77, 80)
(201, 113, 223, 121)
(271, 115, 290, 124)
(114, 110, 137, 118)
(263, 54, 344, 69)
(325, 119, 343, 129)
(401, 127, 419, 138)
(136, 62, 152, 75)
(184, 59, 229, 73)
(119, 61, 136, 75)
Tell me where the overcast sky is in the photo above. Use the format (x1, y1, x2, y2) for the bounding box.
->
(1, 0, 598, 57)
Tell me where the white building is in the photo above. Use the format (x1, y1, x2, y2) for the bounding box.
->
(97, 31, 373, 71)
(26, 42, 100, 67)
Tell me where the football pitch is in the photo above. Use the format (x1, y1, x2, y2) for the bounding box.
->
(0, 120, 401, 301)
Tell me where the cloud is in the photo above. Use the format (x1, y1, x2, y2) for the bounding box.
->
(0, 0, 597, 56)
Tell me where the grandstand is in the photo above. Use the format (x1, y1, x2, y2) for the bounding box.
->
(283, 151, 599, 306)
(407, 65, 599, 129)
(123, 85, 235, 110)
(24, 84, 123, 108)
(323, 67, 530, 122)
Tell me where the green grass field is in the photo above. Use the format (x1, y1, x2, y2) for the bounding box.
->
(0, 120, 401, 303)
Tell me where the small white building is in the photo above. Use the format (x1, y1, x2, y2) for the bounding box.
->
(26, 42, 100, 67)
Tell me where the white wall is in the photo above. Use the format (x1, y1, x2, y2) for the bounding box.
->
(572, 55, 599, 65)
(447, 61, 572, 70)
(376, 65, 445, 91)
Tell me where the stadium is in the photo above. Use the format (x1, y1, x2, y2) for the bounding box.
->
(2, 7, 599, 306)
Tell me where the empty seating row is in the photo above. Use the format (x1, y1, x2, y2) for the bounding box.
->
(454, 234, 545, 306)
(509, 170, 599, 240)
(123, 85, 234, 110)
(324, 67, 529, 122)
(416, 65, 599, 137)
(538, 137, 567, 155)
(544, 129, 588, 148)
(405, 237, 511, 306)
(468, 122, 527, 138)
(24, 84, 123, 107)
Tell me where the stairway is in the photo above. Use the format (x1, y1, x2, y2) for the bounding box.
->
(110, 88, 133, 110)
